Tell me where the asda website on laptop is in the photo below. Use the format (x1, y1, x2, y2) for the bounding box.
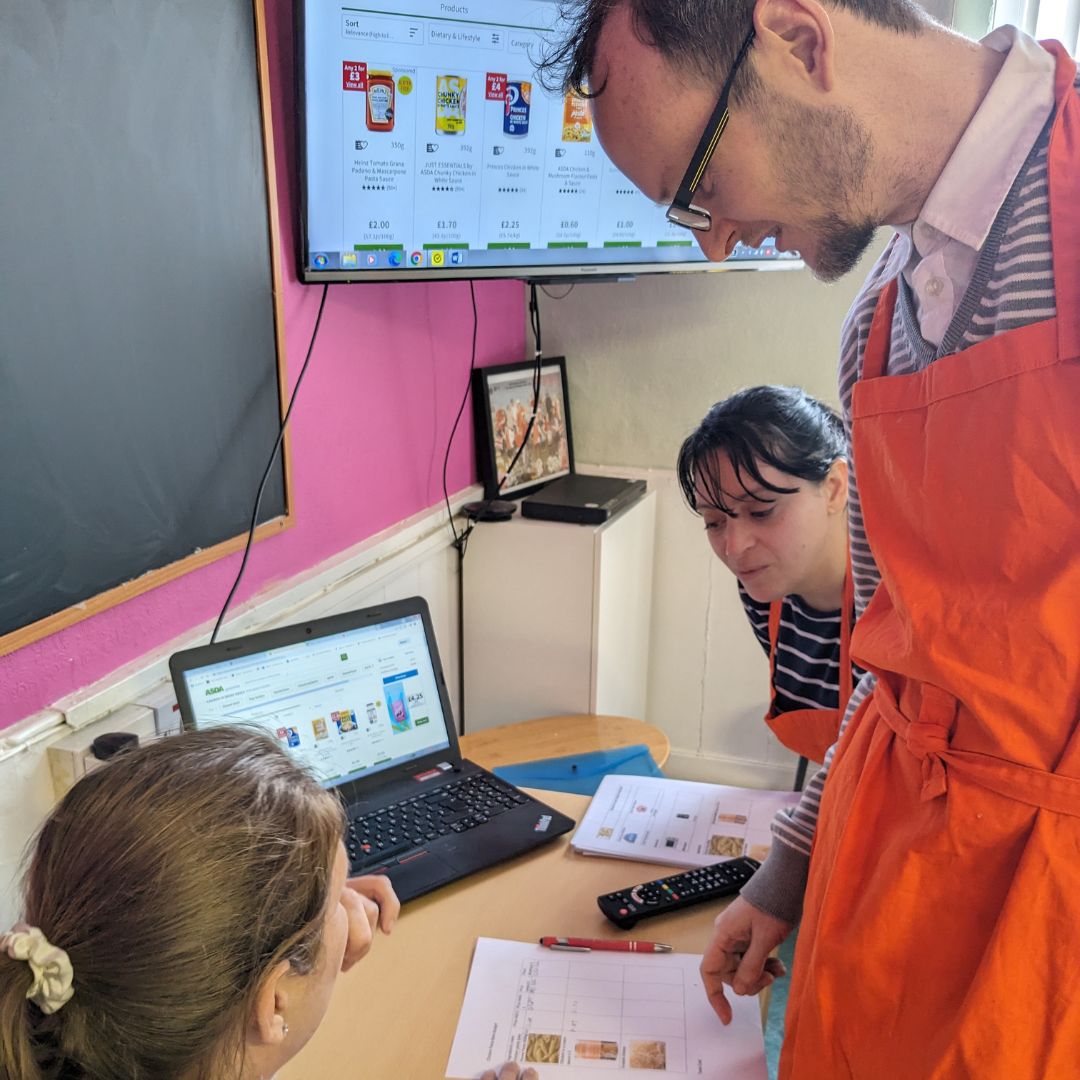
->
(180, 614, 451, 786)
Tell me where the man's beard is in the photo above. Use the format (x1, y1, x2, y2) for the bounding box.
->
(761, 92, 879, 282)
(807, 212, 878, 283)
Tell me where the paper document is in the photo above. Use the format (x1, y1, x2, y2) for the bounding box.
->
(445, 937, 768, 1079)
(570, 775, 801, 868)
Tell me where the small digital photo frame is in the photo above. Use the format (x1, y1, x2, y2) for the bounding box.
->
(472, 357, 574, 500)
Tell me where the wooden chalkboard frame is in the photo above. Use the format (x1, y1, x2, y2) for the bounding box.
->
(0, 0, 292, 659)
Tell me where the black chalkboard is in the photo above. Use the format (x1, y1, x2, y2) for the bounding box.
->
(0, 0, 287, 647)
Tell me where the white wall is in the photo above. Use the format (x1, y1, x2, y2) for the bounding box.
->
(542, 241, 888, 787)
(540, 263, 870, 468)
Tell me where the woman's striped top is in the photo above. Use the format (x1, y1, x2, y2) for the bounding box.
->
(739, 585, 858, 716)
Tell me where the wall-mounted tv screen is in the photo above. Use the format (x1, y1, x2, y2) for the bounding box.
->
(298, 0, 802, 282)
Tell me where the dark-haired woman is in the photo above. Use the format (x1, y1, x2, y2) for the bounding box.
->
(678, 385, 855, 788)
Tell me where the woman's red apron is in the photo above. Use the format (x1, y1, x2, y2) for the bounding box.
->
(764, 567, 854, 763)
(780, 43, 1080, 1079)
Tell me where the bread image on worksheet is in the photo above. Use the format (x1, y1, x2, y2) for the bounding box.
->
(629, 1039, 668, 1069)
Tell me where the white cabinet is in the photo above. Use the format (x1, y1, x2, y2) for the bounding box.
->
(462, 490, 657, 732)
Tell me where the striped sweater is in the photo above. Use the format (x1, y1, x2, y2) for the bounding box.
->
(741, 83, 1072, 923)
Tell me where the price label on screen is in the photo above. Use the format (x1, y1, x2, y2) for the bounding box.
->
(343, 61, 367, 91)
(486, 72, 507, 100)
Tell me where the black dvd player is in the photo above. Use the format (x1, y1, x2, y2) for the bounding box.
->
(520, 474, 647, 525)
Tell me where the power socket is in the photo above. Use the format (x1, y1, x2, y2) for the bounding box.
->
(47, 704, 156, 800)
(131, 680, 183, 738)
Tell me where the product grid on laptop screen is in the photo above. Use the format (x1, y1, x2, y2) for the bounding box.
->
(179, 614, 452, 786)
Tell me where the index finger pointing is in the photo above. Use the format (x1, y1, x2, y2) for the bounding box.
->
(700, 954, 734, 1026)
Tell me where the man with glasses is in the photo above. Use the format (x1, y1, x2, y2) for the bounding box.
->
(540, 2, 1080, 1077)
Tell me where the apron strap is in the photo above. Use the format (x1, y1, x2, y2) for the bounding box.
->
(860, 280, 899, 383)
(766, 600, 783, 718)
(837, 556, 855, 714)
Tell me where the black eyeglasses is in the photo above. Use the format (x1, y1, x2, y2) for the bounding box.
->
(666, 29, 756, 232)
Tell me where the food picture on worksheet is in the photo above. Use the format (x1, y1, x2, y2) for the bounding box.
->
(446, 939, 768, 1079)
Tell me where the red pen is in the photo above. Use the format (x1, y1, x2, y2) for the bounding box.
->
(539, 937, 674, 953)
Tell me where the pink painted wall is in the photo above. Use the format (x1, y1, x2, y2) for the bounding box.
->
(0, 0, 526, 729)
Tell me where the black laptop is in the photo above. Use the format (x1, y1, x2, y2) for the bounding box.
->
(169, 597, 575, 901)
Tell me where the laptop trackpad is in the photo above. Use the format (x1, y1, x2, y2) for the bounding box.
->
(381, 850, 458, 901)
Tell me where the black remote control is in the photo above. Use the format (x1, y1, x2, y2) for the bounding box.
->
(597, 856, 760, 929)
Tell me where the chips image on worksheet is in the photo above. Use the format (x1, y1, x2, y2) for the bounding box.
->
(629, 1039, 667, 1069)
(446, 938, 770, 1078)
(574, 1040, 618, 1060)
(525, 1033, 562, 1063)
(707, 834, 744, 858)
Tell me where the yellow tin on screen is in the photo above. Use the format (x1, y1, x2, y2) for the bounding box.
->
(435, 74, 467, 134)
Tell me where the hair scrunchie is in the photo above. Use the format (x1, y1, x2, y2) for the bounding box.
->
(1, 923, 74, 1014)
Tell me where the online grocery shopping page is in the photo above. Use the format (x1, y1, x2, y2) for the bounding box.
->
(182, 614, 452, 786)
(302, 0, 707, 270)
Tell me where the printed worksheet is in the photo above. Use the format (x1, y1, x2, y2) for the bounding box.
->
(445, 938, 769, 1079)
(570, 776, 801, 869)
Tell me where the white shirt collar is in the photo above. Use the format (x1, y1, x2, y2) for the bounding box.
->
(901, 26, 1055, 252)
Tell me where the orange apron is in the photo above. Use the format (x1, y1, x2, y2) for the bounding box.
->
(764, 566, 854, 763)
(780, 44, 1080, 1080)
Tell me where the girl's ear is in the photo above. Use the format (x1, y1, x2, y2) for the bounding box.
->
(249, 959, 291, 1046)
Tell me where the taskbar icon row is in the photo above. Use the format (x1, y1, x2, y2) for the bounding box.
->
(310, 249, 467, 271)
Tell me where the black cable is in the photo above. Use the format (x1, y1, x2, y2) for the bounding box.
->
(210, 283, 330, 645)
(460, 285, 543, 550)
(539, 283, 575, 301)
(529, 280, 543, 357)
(794, 755, 809, 792)
(441, 280, 480, 734)
(451, 282, 545, 557)
(442, 279, 480, 549)
(491, 281, 543, 500)
(443, 282, 547, 731)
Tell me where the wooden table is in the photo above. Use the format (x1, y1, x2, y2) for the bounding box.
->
(459, 713, 671, 772)
(279, 789, 762, 1080)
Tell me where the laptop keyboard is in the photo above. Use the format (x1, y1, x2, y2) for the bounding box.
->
(346, 774, 531, 870)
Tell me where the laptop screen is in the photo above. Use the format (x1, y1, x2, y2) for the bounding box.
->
(177, 612, 452, 787)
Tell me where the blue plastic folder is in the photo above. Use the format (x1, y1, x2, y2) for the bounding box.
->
(492, 743, 664, 796)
